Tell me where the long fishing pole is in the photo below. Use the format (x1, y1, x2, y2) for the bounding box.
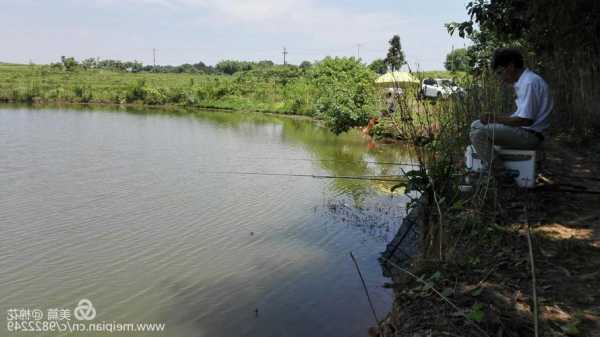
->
(235, 156, 420, 167)
(201, 171, 406, 182)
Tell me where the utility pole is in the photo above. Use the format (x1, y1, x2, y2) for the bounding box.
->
(153, 48, 157, 71)
(282, 47, 288, 65)
(356, 43, 363, 59)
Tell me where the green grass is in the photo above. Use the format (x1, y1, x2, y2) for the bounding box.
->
(0, 63, 317, 115)
(0, 62, 474, 136)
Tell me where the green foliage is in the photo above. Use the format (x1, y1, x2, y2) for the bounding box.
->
(61, 56, 78, 72)
(142, 86, 167, 105)
(561, 319, 582, 336)
(368, 59, 387, 75)
(299, 61, 312, 70)
(123, 80, 167, 105)
(73, 84, 93, 103)
(447, 0, 600, 70)
(0, 58, 378, 130)
(215, 60, 254, 75)
(126, 80, 147, 102)
(444, 48, 470, 72)
(81, 58, 97, 70)
(404, 169, 429, 193)
(467, 303, 485, 322)
(311, 57, 377, 134)
(385, 35, 406, 71)
(11, 80, 42, 103)
(256, 60, 274, 68)
(447, 0, 600, 136)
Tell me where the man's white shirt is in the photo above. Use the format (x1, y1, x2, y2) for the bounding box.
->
(511, 68, 553, 134)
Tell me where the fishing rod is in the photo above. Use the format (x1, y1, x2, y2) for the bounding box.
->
(202, 170, 406, 182)
(235, 156, 420, 167)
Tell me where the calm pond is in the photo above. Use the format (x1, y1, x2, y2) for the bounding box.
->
(1, 106, 416, 337)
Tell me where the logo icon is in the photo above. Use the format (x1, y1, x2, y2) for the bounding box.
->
(74, 299, 96, 321)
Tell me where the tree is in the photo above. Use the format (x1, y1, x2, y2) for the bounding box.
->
(256, 60, 274, 68)
(299, 60, 312, 70)
(368, 59, 387, 74)
(311, 57, 377, 134)
(81, 58, 97, 70)
(384, 35, 406, 71)
(176, 63, 196, 73)
(446, 0, 600, 69)
(444, 48, 470, 72)
(193, 61, 215, 74)
(60, 56, 79, 71)
(215, 60, 253, 75)
(446, 0, 600, 135)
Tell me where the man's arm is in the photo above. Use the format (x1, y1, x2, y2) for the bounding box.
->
(479, 113, 533, 127)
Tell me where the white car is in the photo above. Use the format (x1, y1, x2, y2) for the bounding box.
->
(419, 78, 464, 99)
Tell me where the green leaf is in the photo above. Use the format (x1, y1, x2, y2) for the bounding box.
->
(466, 303, 485, 322)
(561, 321, 581, 336)
(471, 287, 483, 297)
(429, 271, 442, 281)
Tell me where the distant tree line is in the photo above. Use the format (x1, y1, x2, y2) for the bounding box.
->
(51, 56, 314, 75)
(53, 35, 413, 78)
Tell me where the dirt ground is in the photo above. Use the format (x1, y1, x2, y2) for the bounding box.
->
(374, 139, 600, 337)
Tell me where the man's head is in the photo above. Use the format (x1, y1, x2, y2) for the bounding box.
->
(491, 48, 524, 85)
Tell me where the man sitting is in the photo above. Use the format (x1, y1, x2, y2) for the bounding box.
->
(470, 48, 553, 177)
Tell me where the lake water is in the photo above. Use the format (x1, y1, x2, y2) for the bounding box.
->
(0, 106, 416, 337)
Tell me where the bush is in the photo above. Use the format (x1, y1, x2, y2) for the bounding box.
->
(73, 84, 93, 103)
(166, 87, 186, 103)
(310, 57, 377, 134)
(126, 80, 146, 102)
(142, 86, 167, 105)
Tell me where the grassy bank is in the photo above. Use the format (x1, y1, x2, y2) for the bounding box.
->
(0, 63, 317, 115)
(0, 63, 463, 127)
(370, 67, 600, 336)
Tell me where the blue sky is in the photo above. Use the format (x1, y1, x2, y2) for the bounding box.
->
(1, 0, 470, 70)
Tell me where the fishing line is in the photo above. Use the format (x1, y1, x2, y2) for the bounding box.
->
(234, 156, 420, 167)
(201, 170, 406, 182)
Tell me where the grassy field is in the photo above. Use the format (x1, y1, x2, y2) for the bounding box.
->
(0, 63, 461, 117)
(0, 63, 319, 115)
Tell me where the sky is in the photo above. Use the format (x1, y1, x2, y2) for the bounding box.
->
(1, 0, 471, 70)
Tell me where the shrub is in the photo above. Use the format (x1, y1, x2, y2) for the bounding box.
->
(125, 80, 146, 102)
(73, 84, 93, 103)
(310, 57, 377, 134)
(142, 86, 167, 105)
(166, 87, 186, 103)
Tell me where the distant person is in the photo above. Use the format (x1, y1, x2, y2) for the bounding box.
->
(470, 48, 553, 176)
(363, 88, 400, 135)
(382, 88, 400, 117)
